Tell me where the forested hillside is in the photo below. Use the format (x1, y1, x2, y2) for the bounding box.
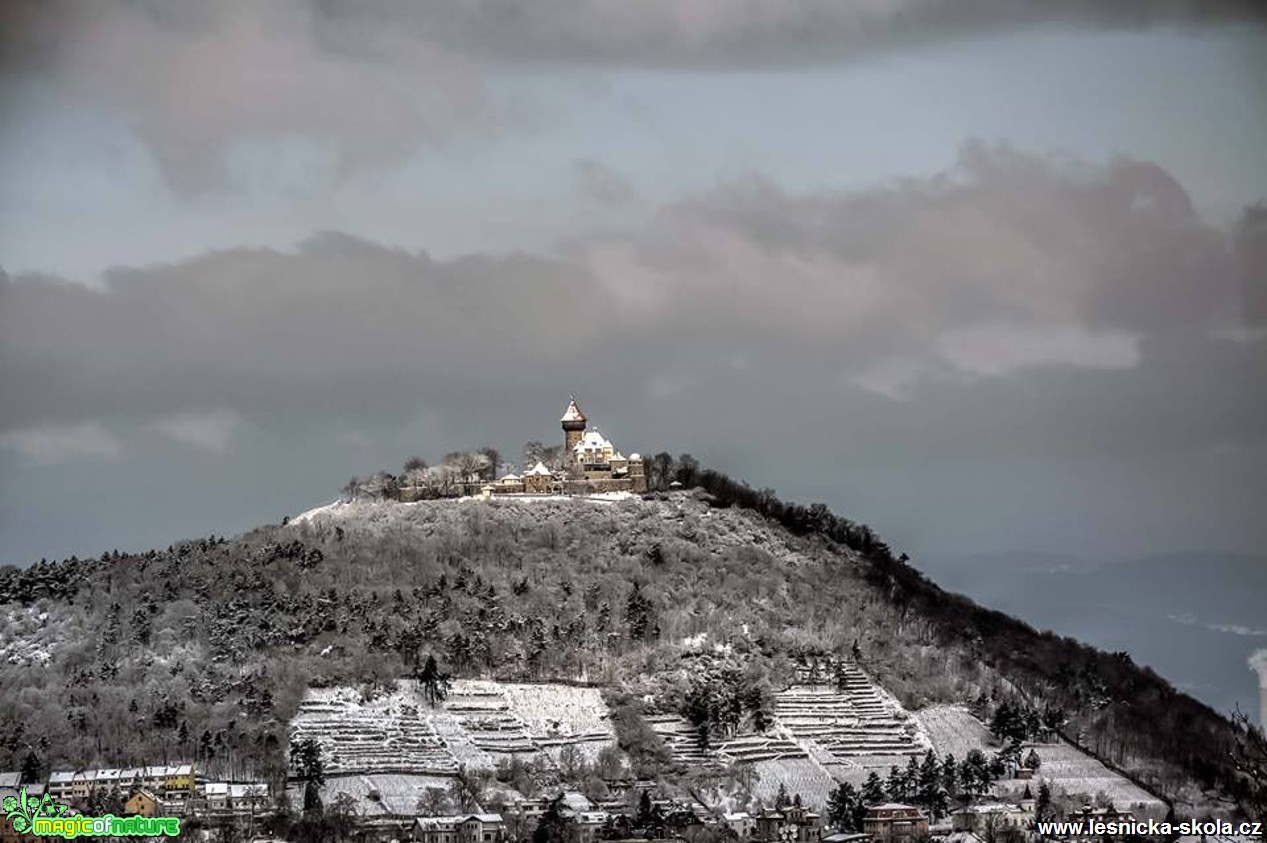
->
(0, 462, 1262, 820)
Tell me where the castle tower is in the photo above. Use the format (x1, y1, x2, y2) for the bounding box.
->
(561, 397, 587, 460)
(628, 453, 647, 494)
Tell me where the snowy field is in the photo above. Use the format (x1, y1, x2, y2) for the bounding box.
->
(751, 758, 838, 809)
(293, 773, 455, 817)
(459, 492, 639, 505)
(914, 705, 996, 758)
(290, 679, 615, 776)
(995, 742, 1166, 815)
(774, 669, 932, 763)
(915, 706, 1162, 815)
(647, 670, 935, 809)
(292, 491, 639, 524)
(497, 682, 613, 737)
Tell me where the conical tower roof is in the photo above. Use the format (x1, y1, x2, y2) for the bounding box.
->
(561, 396, 587, 424)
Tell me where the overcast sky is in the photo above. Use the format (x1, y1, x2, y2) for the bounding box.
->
(1, 1, 1265, 570)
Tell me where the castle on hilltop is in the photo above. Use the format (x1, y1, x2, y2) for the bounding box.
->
(487, 397, 646, 496)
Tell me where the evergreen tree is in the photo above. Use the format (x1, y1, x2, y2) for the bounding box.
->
(1035, 781, 1053, 822)
(886, 764, 908, 802)
(635, 790, 663, 833)
(636, 791, 654, 827)
(417, 655, 451, 707)
(775, 782, 790, 810)
(87, 787, 125, 816)
(291, 737, 325, 816)
(991, 701, 1015, 740)
(19, 750, 41, 785)
(625, 582, 654, 640)
(960, 750, 991, 799)
(916, 750, 946, 819)
(941, 753, 959, 799)
(861, 771, 886, 806)
(827, 783, 866, 832)
(998, 739, 1022, 771)
(533, 796, 573, 843)
(130, 605, 152, 646)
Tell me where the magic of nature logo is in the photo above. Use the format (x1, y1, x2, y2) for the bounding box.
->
(3, 786, 180, 838)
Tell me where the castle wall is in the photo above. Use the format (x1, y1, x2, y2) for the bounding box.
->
(523, 474, 561, 494)
(564, 477, 638, 494)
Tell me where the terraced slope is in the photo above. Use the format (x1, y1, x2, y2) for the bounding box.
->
(290, 679, 616, 775)
(776, 669, 930, 761)
(915, 705, 995, 758)
(994, 742, 1167, 816)
(649, 666, 931, 781)
(290, 692, 457, 775)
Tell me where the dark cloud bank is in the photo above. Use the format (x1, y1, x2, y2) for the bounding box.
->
(2, 145, 1264, 568)
(4, 0, 1265, 189)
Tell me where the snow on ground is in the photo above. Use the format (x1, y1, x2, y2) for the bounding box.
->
(458, 491, 638, 504)
(291, 499, 343, 523)
(775, 671, 932, 764)
(292, 682, 464, 775)
(914, 705, 996, 758)
(915, 706, 1162, 815)
(293, 492, 639, 525)
(822, 754, 929, 789)
(291, 679, 615, 776)
(993, 741, 1166, 816)
(288, 772, 457, 817)
(751, 758, 838, 810)
(497, 682, 613, 738)
(0, 605, 64, 667)
(649, 672, 936, 807)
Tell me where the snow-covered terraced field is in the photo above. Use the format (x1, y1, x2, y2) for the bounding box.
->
(644, 669, 935, 808)
(291, 679, 615, 775)
(752, 758, 838, 809)
(290, 689, 459, 775)
(498, 682, 612, 738)
(914, 705, 996, 758)
(997, 742, 1166, 815)
(299, 773, 456, 817)
(646, 714, 717, 766)
(775, 667, 931, 762)
(716, 733, 806, 763)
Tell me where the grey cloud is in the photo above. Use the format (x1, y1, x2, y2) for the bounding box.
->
(148, 409, 244, 453)
(1, 145, 1261, 462)
(0, 421, 122, 464)
(315, 1, 1267, 67)
(575, 160, 636, 207)
(579, 144, 1240, 352)
(0, 234, 618, 433)
(2, 0, 495, 191)
(4, 1, 1264, 192)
